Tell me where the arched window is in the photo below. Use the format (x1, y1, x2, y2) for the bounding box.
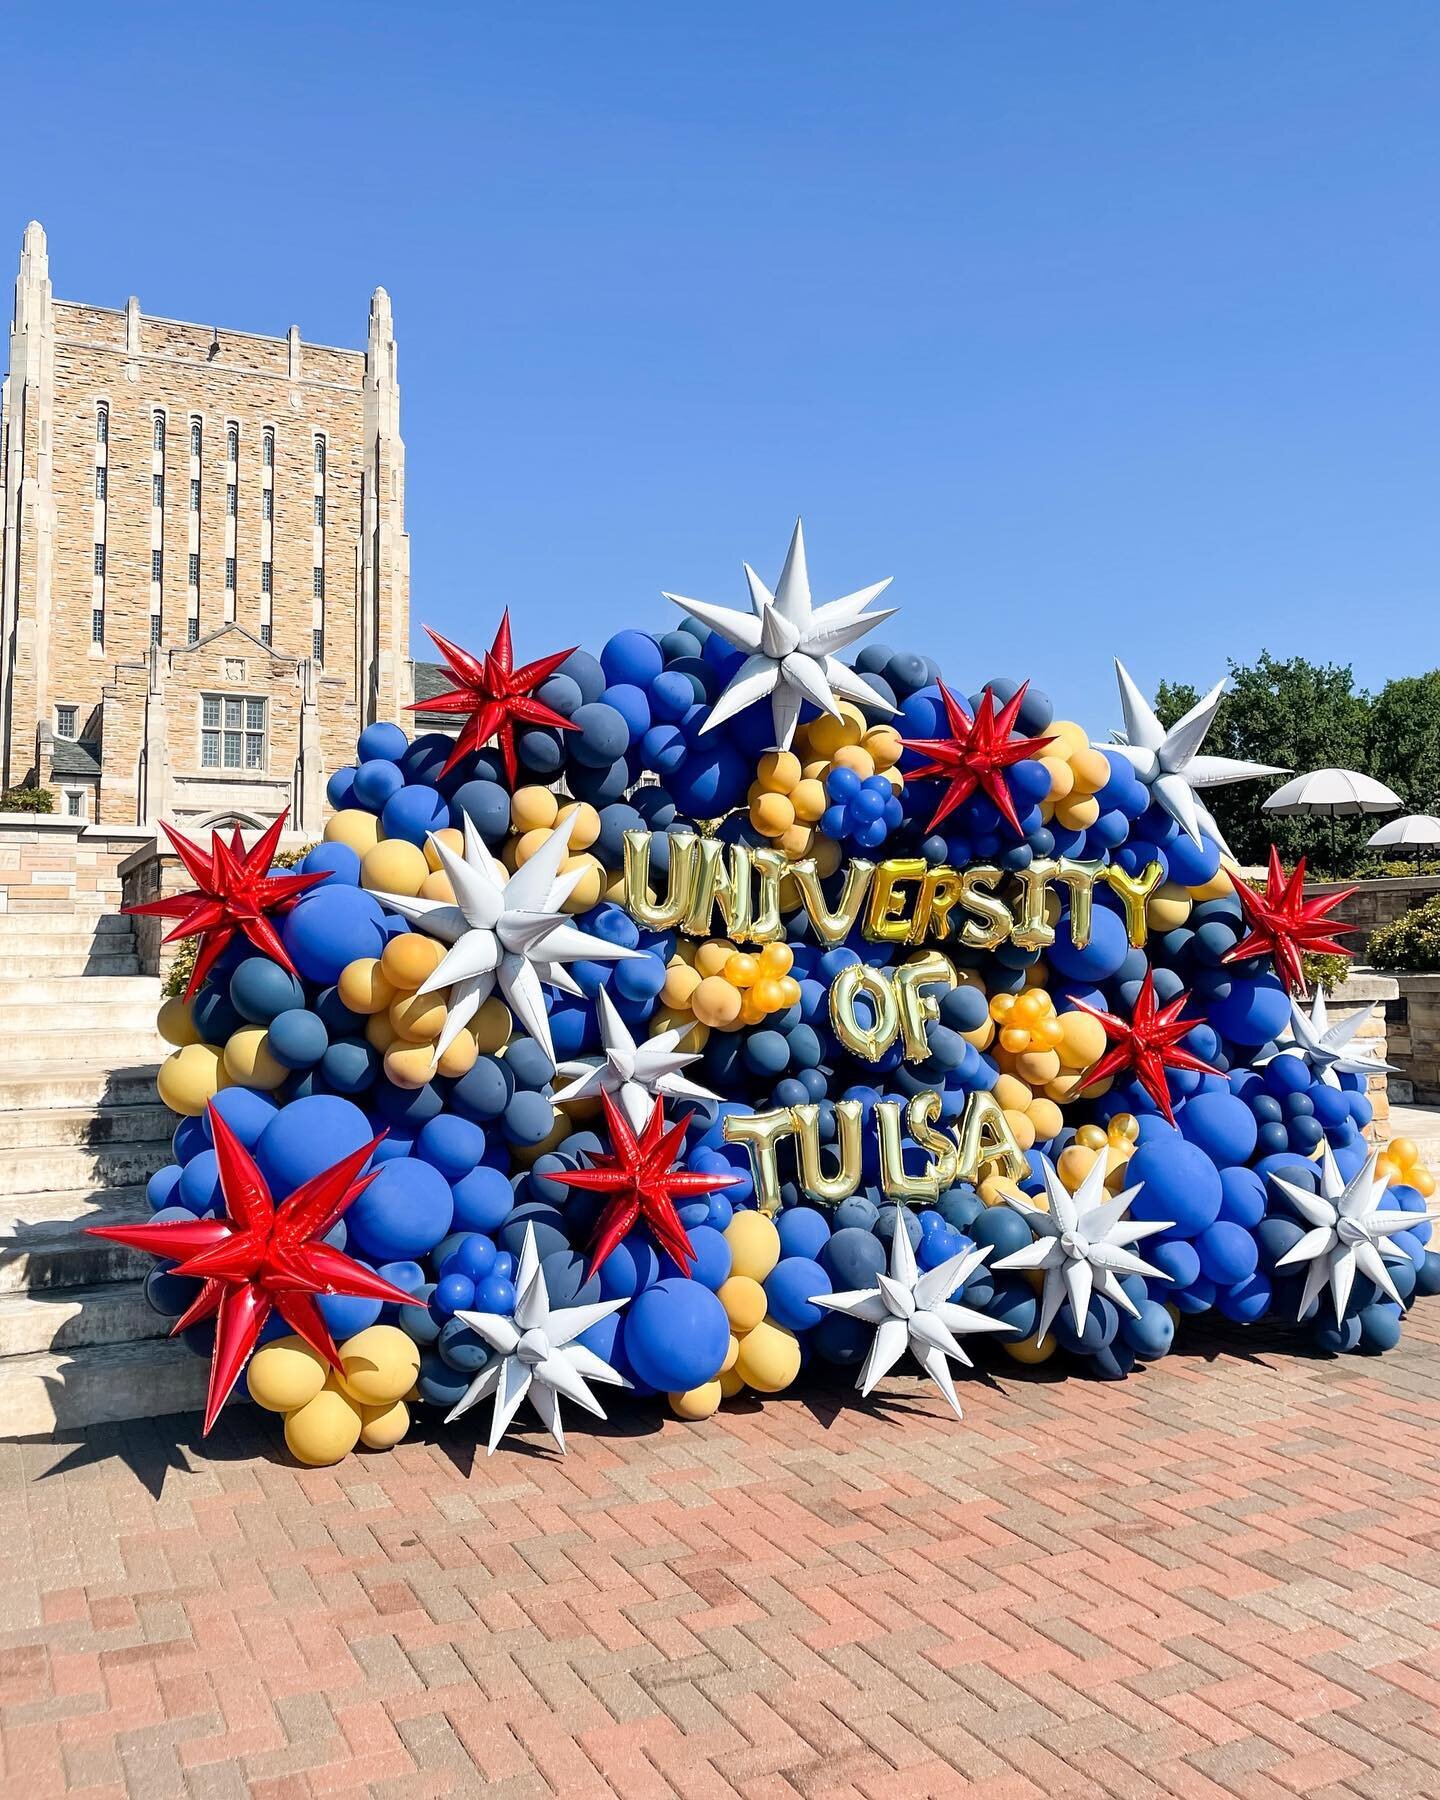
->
(313, 436, 326, 474)
(190, 418, 202, 456)
(262, 428, 274, 467)
(96, 404, 108, 444)
(152, 411, 166, 450)
(226, 422, 239, 460)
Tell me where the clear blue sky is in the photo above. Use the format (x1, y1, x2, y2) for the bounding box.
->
(6, 2, 1438, 725)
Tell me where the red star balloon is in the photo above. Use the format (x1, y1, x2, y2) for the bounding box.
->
(411, 612, 578, 783)
(123, 811, 328, 999)
(553, 1090, 741, 1280)
(1070, 969, 1223, 1126)
(1224, 848, 1357, 996)
(901, 680, 1055, 836)
(87, 1105, 420, 1434)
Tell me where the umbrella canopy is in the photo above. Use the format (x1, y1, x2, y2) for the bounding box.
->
(1365, 813, 1440, 848)
(1262, 769, 1402, 817)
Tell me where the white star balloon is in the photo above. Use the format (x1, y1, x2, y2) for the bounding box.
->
(1263, 988, 1397, 1089)
(1096, 660, 1287, 848)
(1271, 1144, 1437, 1323)
(809, 1206, 1014, 1419)
(446, 1224, 630, 1454)
(551, 985, 719, 1130)
(664, 519, 898, 750)
(374, 811, 642, 1071)
(993, 1154, 1172, 1347)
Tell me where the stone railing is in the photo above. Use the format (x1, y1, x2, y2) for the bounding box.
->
(0, 814, 153, 918)
(1380, 972, 1440, 1105)
(1322, 973, 1399, 1137)
(1309, 875, 1440, 940)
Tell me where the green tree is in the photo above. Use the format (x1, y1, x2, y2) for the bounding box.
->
(1367, 671, 1440, 817)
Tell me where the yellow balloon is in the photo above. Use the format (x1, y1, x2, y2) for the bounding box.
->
(418, 870, 456, 904)
(156, 1041, 226, 1116)
(1026, 1097, 1064, 1142)
(750, 792, 795, 838)
(556, 801, 601, 849)
(324, 808, 381, 856)
(1004, 1332, 1057, 1365)
(694, 940, 733, 977)
(337, 1325, 422, 1407)
(380, 931, 447, 990)
(724, 1210, 781, 1281)
(511, 785, 559, 832)
(472, 996, 513, 1054)
(365, 1011, 398, 1053)
(717, 1275, 768, 1334)
(157, 996, 199, 1047)
(436, 1032, 479, 1078)
(718, 1367, 747, 1398)
(1057, 1145, 1098, 1192)
(1146, 883, 1193, 933)
(423, 826, 463, 872)
(662, 960, 701, 1007)
(359, 1400, 411, 1449)
(720, 1332, 741, 1374)
(692, 975, 742, 1029)
(734, 1319, 801, 1393)
(756, 749, 801, 793)
(223, 1026, 287, 1091)
(560, 855, 604, 914)
(668, 1382, 723, 1421)
(1058, 1009, 1108, 1070)
(384, 1042, 437, 1090)
(284, 1385, 363, 1466)
(389, 988, 448, 1043)
(247, 1334, 329, 1413)
(361, 839, 429, 897)
(337, 956, 396, 1016)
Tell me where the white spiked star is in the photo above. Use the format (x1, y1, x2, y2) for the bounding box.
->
(1271, 1144, 1437, 1323)
(809, 1206, 1014, 1419)
(374, 811, 641, 1070)
(992, 1154, 1172, 1347)
(551, 985, 720, 1131)
(1263, 988, 1397, 1089)
(446, 1224, 630, 1454)
(1096, 660, 1287, 849)
(664, 519, 897, 750)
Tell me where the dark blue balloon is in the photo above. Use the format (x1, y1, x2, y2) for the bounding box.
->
(764, 1257, 831, 1332)
(449, 779, 512, 842)
(266, 1007, 328, 1070)
(1150, 1237, 1201, 1290)
(229, 956, 304, 1025)
(1209, 976, 1292, 1047)
(1218, 1165, 1266, 1228)
(1128, 1139, 1223, 1238)
(318, 1290, 383, 1338)
(1120, 1298, 1175, 1358)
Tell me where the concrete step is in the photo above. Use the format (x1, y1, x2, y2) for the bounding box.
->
(0, 1029, 167, 1067)
(11, 951, 142, 976)
(0, 1101, 174, 1150)
(0, 1064, 160, 1112)
(0, 910, 129, 934)
(0, 1186, 153, 1291)
(0, 1338, 208, 1435)
(0, 974, 160, 1005)
(0, 1281, 168, 1356)
(0, 1136, 171, 1199)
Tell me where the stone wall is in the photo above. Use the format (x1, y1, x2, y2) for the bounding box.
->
(1309, 876, 1440, 942)
(0, 814, 150, 916)
(1322, 973, 1399, 1137)
(1381, 972, 1440, 1105)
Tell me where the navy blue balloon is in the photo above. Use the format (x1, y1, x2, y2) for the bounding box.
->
(1120, 1299, 1175, 1359)
(968, 1205, 1034, 1260)
(229, 956, 304, 1025)
(266, 1007, 328, 1070)
(1216, 1270, 1271, 1324)
(820, 1226, 886, 1288)
(449, 779, 512, 842)
(436, 1319, 492, 1373)
(598, 1234, 661, 1300)
(624, 1279, 730, 1391)
(321, 1036, 379, 1094)
(416, 1350, 472, 1408)
(764, 1257, 831, 1332)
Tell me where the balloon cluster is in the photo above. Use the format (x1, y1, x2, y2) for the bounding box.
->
(115, 523, 1437, 1466)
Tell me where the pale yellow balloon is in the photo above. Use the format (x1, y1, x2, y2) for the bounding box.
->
(436, 1032, 479, 1078)
(1068, 746, 1113, 795)
(556, 801, 600, 850)
(718, 1367, 746, 1398)
(337, 1325, 422, 1407)
(284, 1385, 363, 1466)
(365, 1011, 398, 1053)
(1003, 1107, 1036, 1152)
(719, 1332, 740, 1374)
(223, 1026, 287, 1091)
(337, 956, 397, 1016)
(324, 808, 381, 856)
(662, 960, 701, 1007)
(1004, 1332, 1057, 1365)
(717, 1275, 768, 1335)
(384, 1042, 437, 1090)
(694, 940, 733, 977)
(559, 855, 604, 914)
(992, 1072, 1032, 1113)
(380, 932, 447, 990)
(1026, 1097, 1064, 1142)
(692, 976, 742, 1029)
(156, 1041, 226, 1116)
(1054, 793, 1100, 831)
(511, 785, 560, 832)
(361, 838, 429, 897)
(246, 1334, 328, 1413)
(423, 826, 464, 872)
(418, 870, 456, 904)
(724, 1210, 781, 1282)
(389, 989, 448, 1044)
(1146, 883, 1193, 933)
(157, 996, 199, 1048)
(472, 996, 513, 1054)
(1058, 1009, 1108, 1070)
(734, 1319, 801, 1393)
(668, 1382, 723, 1421)
(359, 1400, 411, 1450)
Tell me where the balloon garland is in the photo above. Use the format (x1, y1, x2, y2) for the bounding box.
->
(98, 520, 1440, 1465)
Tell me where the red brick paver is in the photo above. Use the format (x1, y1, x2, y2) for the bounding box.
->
(2, 1309, 1439, 1799)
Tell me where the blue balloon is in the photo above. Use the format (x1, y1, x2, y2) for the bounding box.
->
(1150, 1237, 1201, 1290)
(380, 783, 451, 847)
(229, 956, 304, 1025)
(436, 1318, 492, 1373)
(266, 1007, 328, 1070)
(357, 721, 409, 762)
(1128, 1139, 1223, 1238)
(1217, 1165, 1266, 1229)
(321, 1036, 379, 1094)
(764, 1257, 831, 1333)
(202, 1085, 279, 1149)
(352, 758, 405, 810)
(1178, 1092, 1257, 1167)
(682, 1225, 731, 1290)
(281, 886, 388, 985)
(448, 1164, 516, 1235)
(1120, 1298, 1175, 1358)
(326, 766, 358, 810)
(318, 1291, 383, 1338)
(345, 1156, 454, 1262)
(417, 1115, 486, 1182)
(776, 1206, 831, 1261)
(820, 1226, 886, 1288)
(178, 1149, 221, 1214)
(1209, 976, 1292, 1047)
(255, 1095, 373, 1196)
(623, 1279, 730, 1392)
(601, 630, 664, 688)
(416, 1350, 472, 1408)
(598, 1234, 661, 1300)
(301, 842, 361, 888)
(146, 1164, 183, 1211)
(449, 779, 512, 842)
(1047, 904, 1129, 982)
(1216, 1270, 1272, 1324)
(1195, 1220, 1258, 1286)
(968, 1205, 1035, 1259)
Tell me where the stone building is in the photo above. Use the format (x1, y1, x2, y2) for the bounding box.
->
(0, 222, 410, 831)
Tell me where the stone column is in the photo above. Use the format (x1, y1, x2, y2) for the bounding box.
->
(359, 285, 410, 729)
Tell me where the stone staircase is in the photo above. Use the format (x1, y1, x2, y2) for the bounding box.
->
(0, 908, 206, 1434)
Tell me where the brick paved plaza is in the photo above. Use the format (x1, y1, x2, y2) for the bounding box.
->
(2, 1309, 1438, 1800)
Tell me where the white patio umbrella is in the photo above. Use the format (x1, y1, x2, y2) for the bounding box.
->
(1262, 768, 1402, 866)
(1365, 812, 1440, 874)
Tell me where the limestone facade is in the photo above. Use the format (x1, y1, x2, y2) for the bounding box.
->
(0, 222, 410, 830)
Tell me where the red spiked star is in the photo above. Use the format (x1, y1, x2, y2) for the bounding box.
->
(123, 811, 328, 1000)
(1070, 969, 1223, 1127)
(87, 1104, 421, 1434)
(1224, 847, 1357, 996)
(411, 613, 578, 783)
(553, 1090, 741, 1280)
(901, 680, 1055, 836)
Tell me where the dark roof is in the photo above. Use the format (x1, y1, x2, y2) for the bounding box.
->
(413, 660, 463, 725)
(51, 738, 100, 778)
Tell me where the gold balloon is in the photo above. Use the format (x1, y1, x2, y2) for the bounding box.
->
(668, 1382, 723, 1421)
(622, 829, 698, 930)
(829, 961, 899, 1061)
(336, 1325, 421, 1407)
(954, 866, 1012, 951)
(1103, 860, 1164, 947)
(864, 858, 928, 943)
(894, 952, 957, 1059)
(954, 1090, 1030, 1186)
(794, 1100, 863, 1203)
(875, 1100, 941, 1203)
(788, 857, 876, 946)
(721, 1110, 796, 1217)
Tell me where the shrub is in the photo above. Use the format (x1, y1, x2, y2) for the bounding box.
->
(1, 785, 55, 813)
(1368, 896, 1440, 973)
(1301, 952, 1351, 993)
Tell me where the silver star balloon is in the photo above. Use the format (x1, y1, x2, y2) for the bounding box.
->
(1263, 988, 1397, 1089)
(993, 1153, 1171, 1347)
(374, 810, 642, 1070)
(664, 519, 897, 750)
(809, 1206, 1014, 1418)
(551, 985, 719, 1130)
(1271, 1144, 1437, 1323)
(1096, 660, 1287, 849)
(446, 1224, 630, 1454)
